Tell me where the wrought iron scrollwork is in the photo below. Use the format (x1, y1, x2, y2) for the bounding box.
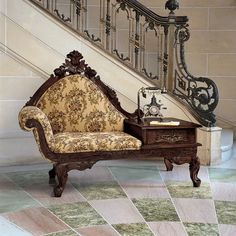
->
(174, 25, 219, 126)
(28, 0, 218, 126)
(71, 0, 82, 16)
(142, 68, 158, 80)
(54, 9, 71, 22)
(29, 0, 187, 86)
(84, 30, 101, 42)
(113, 49, 130, 61)
(117, 2, 128, 14)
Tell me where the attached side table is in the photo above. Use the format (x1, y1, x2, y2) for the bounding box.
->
(124, 118, 202, 187)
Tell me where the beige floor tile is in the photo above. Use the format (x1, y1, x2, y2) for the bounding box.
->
(77, 225, 119, 236)
(219, 224, 236, 236)
(89, 199, 144, 224)
(211, 182, 236, 202)
(0, 175, 18, 190)
(173, 198, 218, 224)
(3, 207, 69, 235)
(120, 181, 169, 199)
(69, 167, 114, 184)
(148, 222, 187, 236)
(97, 159, 162, 168)
(0, 164, 51, 174)
(26, 183, 86, 206)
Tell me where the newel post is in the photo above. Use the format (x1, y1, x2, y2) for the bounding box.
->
(165, 0, 179, 92)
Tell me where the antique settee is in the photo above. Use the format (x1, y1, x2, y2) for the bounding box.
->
(19, 51, 201, 197)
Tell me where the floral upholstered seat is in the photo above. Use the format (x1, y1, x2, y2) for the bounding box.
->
(18, 50, 142, 197)
(19, 74, 142, 154)
(53, 132, 141, 153)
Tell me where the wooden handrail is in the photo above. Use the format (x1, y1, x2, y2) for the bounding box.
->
(121, 0, 188, 25)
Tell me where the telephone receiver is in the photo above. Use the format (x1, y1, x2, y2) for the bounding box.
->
(137, 87, 167, 122)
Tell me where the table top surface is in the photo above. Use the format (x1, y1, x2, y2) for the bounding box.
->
(125, 118, 202, 129)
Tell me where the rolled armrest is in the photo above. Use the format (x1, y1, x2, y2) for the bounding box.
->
(19, 106, 55, 148)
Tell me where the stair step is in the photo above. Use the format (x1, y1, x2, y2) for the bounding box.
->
(221, 129, 234, 162)
(221, 129, 234, 151)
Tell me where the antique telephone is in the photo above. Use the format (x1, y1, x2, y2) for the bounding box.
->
(137, 87, 167, 122)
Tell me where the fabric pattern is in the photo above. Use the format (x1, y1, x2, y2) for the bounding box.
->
(36, 75, 125, 134)
(53, 132, 142, 153)
(18, 106, 55, 151)
(18, 75, 141, 157)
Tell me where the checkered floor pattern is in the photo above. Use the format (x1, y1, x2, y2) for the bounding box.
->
(0, 159, 236, 236)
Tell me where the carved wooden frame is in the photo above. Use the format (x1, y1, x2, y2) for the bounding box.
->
(24, 50, 201, 197)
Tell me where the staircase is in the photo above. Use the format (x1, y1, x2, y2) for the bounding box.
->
(0, 0, 234, 166)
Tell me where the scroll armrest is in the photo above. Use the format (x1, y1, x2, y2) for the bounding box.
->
(18, 106, 55, 148)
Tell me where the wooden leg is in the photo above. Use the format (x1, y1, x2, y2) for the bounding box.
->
(48, 164, 56, 184)
(49, 165, 56, 178)
(189, 156, 201, 187)
(164, 158, 173, 171)
(54, 164, 68, 197)
(52, 160, 98, 197)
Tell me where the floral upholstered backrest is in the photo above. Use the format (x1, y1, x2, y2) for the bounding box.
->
(36, 74, 125, 134)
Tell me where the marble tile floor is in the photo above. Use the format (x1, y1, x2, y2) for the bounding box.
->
(0, 156, 236, 236)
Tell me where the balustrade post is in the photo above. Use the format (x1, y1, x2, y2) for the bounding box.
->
(167, 20, 175, 92)
(134, 11, 140, 70)
(165, 0, 179, 92)
(105, 0, 111, 51)
(74, 0, 81, 31)
(162, 25, 169, 93)
(46, 0, 50, 10)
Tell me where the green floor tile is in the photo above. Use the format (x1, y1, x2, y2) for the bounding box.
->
(166, 182, 212, 199)
(209, 168, 236, 183)
(72, 182, 126, 200)
(132, 198, 180, 222)
(110, 166, 161, 182)
(46, 230, 78, 236)
(6, 171, 49, 187)
(49, 202, 106, 228)
(215, 201, 236, 225)
(113, 223, 154, 236)
(184, 223, 219, 236)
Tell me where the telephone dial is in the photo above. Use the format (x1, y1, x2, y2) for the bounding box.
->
(137, 87, 167, 122)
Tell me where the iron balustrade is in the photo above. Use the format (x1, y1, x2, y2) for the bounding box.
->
(28, 0, 219, 126)
(174, 24, 219, 126)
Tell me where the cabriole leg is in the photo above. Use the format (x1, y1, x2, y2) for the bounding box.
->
(189, 156, 201, 187)
(54, 164, 68, 197)
(48, 164, 56, 184)
(164, 158, 173, 171)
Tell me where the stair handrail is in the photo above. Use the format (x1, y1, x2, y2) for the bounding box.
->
(117, 0, 188, 25)
(27, 0, 219, 127)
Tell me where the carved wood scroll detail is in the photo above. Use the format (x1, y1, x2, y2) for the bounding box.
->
(54, 161, 97, 197)
(156, 134, 187, 143)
